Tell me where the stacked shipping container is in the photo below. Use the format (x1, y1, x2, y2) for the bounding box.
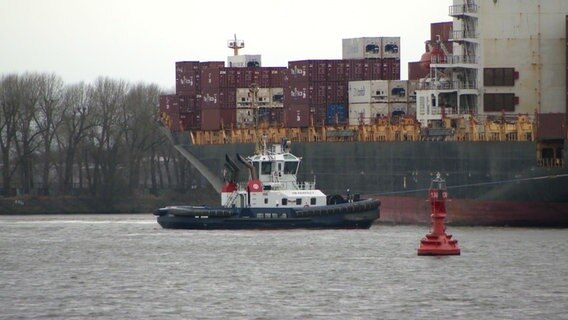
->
(348, 80, 418, 125)
(283, 57, 400, 127)
(159, 36, 402, 131)
(200, 66, 286, 130)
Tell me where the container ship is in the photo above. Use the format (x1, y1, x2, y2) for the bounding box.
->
(158, 0, 568, 227)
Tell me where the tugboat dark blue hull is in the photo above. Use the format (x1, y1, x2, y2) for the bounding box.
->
(155, 199, 380, 230)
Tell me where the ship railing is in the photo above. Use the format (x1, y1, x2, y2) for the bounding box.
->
(450, 29, 478, 41)
(449, 3, 478, 17)
(297, 181, 316, 190)
(417, 80, 477, 90)
(537, 158, 564, 168)
(431, 55, 478, 65)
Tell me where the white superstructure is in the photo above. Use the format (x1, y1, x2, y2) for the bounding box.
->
(416, 0, 568, 126)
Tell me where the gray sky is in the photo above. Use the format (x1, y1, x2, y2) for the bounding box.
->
(0, 0, 451, 91)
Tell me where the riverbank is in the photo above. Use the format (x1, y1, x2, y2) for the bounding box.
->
(0, 192, 218, 215)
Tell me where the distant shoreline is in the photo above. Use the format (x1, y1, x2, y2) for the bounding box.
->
(0, 193, 217, 215)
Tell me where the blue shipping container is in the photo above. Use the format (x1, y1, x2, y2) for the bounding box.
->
(326, 104, 347, 124)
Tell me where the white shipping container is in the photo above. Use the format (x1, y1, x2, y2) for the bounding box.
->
(236, 88, 250, 106)
(382, 37, 400, 59)
(349, 80, 390, 103)
(407, 80, 419, 102)
(348, 81, 372, 104)
(237, 109, 255, 127)
(236, 87, 271, 107)
(388, 80, 408, 102)
(407, 101, 417, 115)
(227, 54, 262, 68)
(342, 37, 382, 59)
(257, 88, 270, 105)
(370, 80, 389, 103)
(390, 103, 409, 116)
(370, 103, 389, 118)
(270, 88, 284, 107)
(348, 103, 372, 125)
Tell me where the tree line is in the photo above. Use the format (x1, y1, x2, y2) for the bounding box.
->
(0, 73, 200, 199)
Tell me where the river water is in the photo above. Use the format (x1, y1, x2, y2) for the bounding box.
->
(0, 214, 566, 320)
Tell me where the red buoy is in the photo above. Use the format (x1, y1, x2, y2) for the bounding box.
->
(417, 173, 460, 256)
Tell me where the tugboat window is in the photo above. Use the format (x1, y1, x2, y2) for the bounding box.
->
(282, 199, 287, 205)
(261, 161, 272, 175)
(284, 161, 298, 174)
(310, 198, 316, 205)
(296, 199, 302, 205)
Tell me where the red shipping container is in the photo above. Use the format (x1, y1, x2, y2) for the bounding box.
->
(201, 67, 240, 89)
(176, 61, 200, 95)
(201, 108, 221, 131)
(537, 113, 567, 140)
(382, 58, 401, 80)
(200, 87, 236, 109)
(159, 94, 179, 114)
(430, 21, 453, 43)
(284, 83, 327, 105)
(258, 68, 272, 88)
(168, 112, 182, 132)
(284, 104, 310, 128)
(225, 68, 238, 88)
(178, 95, 198, 113)
(326, 82, 348, 105)
(220, 88, 236, 109)
(288, 60, 328, 82)
(345, 59, 365, 81)
(201, 67, 222, 89)
(176, 61, 200, 73)
(327, 60, 347, 82)
(363, 59, 383, 80)
(269, 68, 286, 87)
(199, 61, 224, 69)
(260, 107, 283, 125)
(408, 61, 428, 80)
(200, 88, 219, 108)
(235, 68, 261, 88)
(220, 108, 237, 128)
(199, 108, 236, 131)
(179, 112, 201, 131)
(311, 104, 328, 126)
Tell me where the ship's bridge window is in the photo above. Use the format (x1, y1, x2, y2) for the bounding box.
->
(282, 198, 288, 206)
(296, 199, 302, 205)
(310, 198, 316, 205)
(261, 161, 272, 175)
(284, 161, 298, 174)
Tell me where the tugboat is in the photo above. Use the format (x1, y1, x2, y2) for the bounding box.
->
(154, 137, 380, 229)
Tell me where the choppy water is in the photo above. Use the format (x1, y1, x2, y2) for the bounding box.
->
(0, 214, 566, 320)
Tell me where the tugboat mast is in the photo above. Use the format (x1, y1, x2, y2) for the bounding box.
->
(227, 34, 244, 56)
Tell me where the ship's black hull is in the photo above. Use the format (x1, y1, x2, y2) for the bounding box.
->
(181, 139, 568, 226)
(155, 199, 380, 230)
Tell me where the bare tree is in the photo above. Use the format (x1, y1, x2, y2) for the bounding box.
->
(1, 71, 192, 205)
(0, 74, 21, 196)
(13, 73, 43, 195)
(34, 74, 64, 195)
(56, 82, 93, 195)
(121, 83, 162, 195)
(87, 77, 127, 198)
